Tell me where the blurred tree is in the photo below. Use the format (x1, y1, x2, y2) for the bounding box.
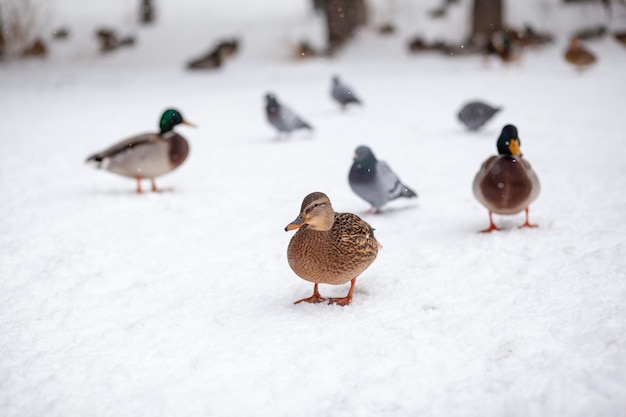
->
(0, 0, 47, 60)
(0, 6, 5, 60)
(140, 0, 155, 24)
(318, 0, 368, 53)
(471, 0, 503, 43)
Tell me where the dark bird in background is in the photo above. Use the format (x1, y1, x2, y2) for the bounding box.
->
(214, 38, 239, 59)
(472, 124, 540, 232)
(264, 93, 313, 135)
(485, 31, 519, 63)
(294, 40, 318, 59)
(612, 31, 626, 47)
(331, 75, 363, 109)
(52, 27, 70, 40)
(187, 38, 239, 70)
(95, 28, 135, 53)
(516, 24, 554, 48)
(573, 25, 607, 41)
(187, 49, 222, 69)
(564, 38, 597, 71)
(349, 145, 417, 213)
(21, 38, 47, 57)
(458, 101, 502, 131)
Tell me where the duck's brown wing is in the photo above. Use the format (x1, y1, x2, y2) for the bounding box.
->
(86, 133, 160, 162)
(335, 212, 382, 254)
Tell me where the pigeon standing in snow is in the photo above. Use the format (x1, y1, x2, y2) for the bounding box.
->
(348, 145, 417, 213)
(331, 75, 362, 109)
(264, 93, 313, 135)
(458, 101, 502, 131)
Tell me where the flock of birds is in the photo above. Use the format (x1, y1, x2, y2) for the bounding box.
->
(85, 75, 540, 306)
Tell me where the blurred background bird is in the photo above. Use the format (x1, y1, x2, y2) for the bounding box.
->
(264, 93, 313, 137)
(85, 108, 194, 193)
(331, 75, 363, 110)
(564, 38, 597, 71)
(472, 124, 540, 232)
(458, 101, 502, 131)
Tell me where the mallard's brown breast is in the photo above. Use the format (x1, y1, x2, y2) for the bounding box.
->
(474, 155, 539, 215)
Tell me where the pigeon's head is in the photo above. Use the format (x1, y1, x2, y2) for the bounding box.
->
(354, 145, 377, 164)
(265, 93, 280, 111)
(497, 124, 522, 157)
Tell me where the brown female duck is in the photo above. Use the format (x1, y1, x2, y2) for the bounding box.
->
(285, 192, 381, 306)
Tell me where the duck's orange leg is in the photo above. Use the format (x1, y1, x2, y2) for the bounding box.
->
(150, 178, 159, 192)
(294, 283, 326, 304)
(135, 176, 143, 193)
(519, 208, 538, 229)
(480, 211, 500, 233)
(329, 278, 357, 306)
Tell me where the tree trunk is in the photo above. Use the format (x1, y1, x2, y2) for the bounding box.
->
(320, 0, 367, 53)
(140, 0, 155, 24)
(0, 6, 4, 60)
(471, 0, 503, 43)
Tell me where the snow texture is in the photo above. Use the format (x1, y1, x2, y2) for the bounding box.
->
(1, 1, 625, 416)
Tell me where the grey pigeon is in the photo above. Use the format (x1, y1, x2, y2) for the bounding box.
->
(457, 101, 502, 130)
(331, 75, 362, 109)
(265, 93, 313, 134)
(348, 145, 417, 212)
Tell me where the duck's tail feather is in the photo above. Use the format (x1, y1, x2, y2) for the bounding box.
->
(85, 154, 105, 169)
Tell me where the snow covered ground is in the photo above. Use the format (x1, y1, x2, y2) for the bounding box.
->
(1, 1, 626, 416)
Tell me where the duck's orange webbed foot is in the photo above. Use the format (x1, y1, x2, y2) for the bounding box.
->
(479, 223, 501, 233)
(294, 294, 326, 304)
(294, 283, 326, 304)
(518, 208, 538, 229)
(328, 296, 352, 306)
(479, 211, 500, 233)
(328, 278, 356, 307)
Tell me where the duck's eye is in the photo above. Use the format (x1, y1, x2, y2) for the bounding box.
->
(306, 202, 325, 214)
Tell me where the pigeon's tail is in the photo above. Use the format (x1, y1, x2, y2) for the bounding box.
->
(390, 180, 418, 200)
(401, 185, 417, 198)
(301, 121, 314, 130)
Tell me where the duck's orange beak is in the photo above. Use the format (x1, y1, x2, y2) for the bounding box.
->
(509, 138, 522, 157)
(285, 216, 305, 231)
(182, 120, 197, 128)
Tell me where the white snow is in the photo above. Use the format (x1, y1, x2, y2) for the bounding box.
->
(1, 1, 626, 416)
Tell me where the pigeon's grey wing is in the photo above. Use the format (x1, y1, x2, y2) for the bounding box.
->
(459, 103, 499, 129)
(377, 161, 405, 198)
(333, 84, 360, 103)
(280, 106, 310, 130)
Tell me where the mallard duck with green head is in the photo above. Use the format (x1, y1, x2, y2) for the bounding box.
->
(86, 108, 194, 193)
(473, 124, 540, 232)
(285, 192, 381, 306)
